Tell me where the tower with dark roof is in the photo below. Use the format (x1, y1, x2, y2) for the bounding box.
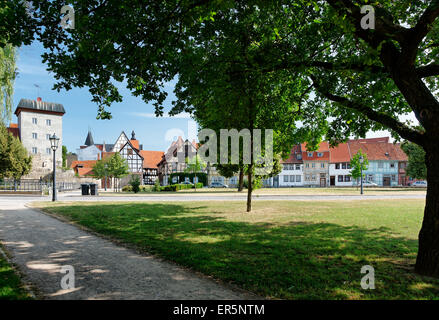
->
(84, 130, 94, 146)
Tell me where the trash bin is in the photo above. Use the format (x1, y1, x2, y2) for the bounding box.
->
(81, 184, 90, 196)
(90, 183, 98, 196)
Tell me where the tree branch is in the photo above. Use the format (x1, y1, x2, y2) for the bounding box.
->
(310, 75, 425, 145)
(416, 63, 439, 78)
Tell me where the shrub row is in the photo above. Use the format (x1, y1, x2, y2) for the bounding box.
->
(121, 185, 153, 192)
(160, 182, 203, 191)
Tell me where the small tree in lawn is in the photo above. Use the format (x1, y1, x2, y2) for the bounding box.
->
(107, 153, 129, 192)
(184, 154, 206, 191)
(129, 175, 141, 193)
(350, 150, 369, 188)
(401, 141, 427, 181)
(92, 158, 110, 190)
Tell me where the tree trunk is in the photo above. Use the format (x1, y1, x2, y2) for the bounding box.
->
(415, 148, 439, 277)
(247, 165, 253, 212)
(238, 167, 244, 192)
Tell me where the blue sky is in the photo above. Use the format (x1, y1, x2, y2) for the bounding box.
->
(11, 41, 197, 154)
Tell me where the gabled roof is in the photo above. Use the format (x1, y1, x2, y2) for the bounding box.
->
(329, 143, 351, 163)
(70, 160, 97, 169)
(139, 150, 165, 169)
(130, 139, 140, 150)
(348, 141, 408, 161)
(15, 98, 65, 116)
(301, 142, 330, 161)
(281, 145, 303, 164)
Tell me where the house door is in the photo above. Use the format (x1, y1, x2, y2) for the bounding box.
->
(330, 176, 335, 186)
(273, 176, 279, 188)
(383, 176, 391, 186)
(320, 178, 326, 187)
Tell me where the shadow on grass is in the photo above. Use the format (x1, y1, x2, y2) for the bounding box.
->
(44, 202, 439, 300)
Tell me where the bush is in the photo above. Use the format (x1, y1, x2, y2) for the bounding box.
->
(153, 179, 161, 192)
(129, 175, 141, 193)
(122, 185, 133, 192)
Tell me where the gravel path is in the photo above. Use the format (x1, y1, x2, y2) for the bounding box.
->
(0, 198, 256, 300)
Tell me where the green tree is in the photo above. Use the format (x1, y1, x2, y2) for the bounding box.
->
(61, 145, 67, 169)
(184, 154, 206, 191)
(0, 44, 16, 123)
(91, 157, 109, 189)
(350, 150, 369, 187)
(129, 175, 141, 193)
(401, 141, 427, 180)
(0, 124, 32, 180)
(9, 0, 439, 276)
(107, 153, 130, 192)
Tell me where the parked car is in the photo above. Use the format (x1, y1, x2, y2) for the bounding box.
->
(412, 181, 427, 187)
(210, 182, 228, 188)
(361, 181, 378, 187)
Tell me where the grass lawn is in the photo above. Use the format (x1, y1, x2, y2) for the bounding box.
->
(34, 199, 439, 299)
(102, 187, 426, 196)
(0, 245, 32, 300)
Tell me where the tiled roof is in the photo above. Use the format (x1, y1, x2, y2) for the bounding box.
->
(130, 139, 140, 150)
(281, 144, 303, 164)
(139, 150, 165, 169)
(301, 142, 330, 161)
(70, 160, 97, 169)
(329, 143, 351, 163)
(348, 141, 408, 161)
(77, 167, 94, 176)
(15, 98, 65, 115)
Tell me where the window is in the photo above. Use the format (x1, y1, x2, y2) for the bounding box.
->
(317, 152, 323, 157)
(46, 119, 51, 126)
(390, 163, 395, 168)
(312, 163, 316, 168)
(321, 163, 325, 168)
(347, 163, 351, 169)
(32, 118, 37, 124)
(306, 163, 309, 168)
(368, 175, 374, 181)
(391, 174, 396, 181)
(32, 147, 37, 154)
(344, 175, 351, 182)
(46, 148, 51, 155)
(312, 174, 316, 181)
(378, 162, 383, 168)
(335, 163, 340, 169)
(305, 174, 310, 181)
(284, 175, 288, 182)
(342, 163, 347, 169)
(338, 175, 344, 182)
(296, 175, 301, 182)
(32, 132, 37, 139)
(308, 152, 313, 157)
(46, 134, 51, 140)
(295, 164, 300, 170)
(296, 154, 302, 160)
(290, 175, 295, 182)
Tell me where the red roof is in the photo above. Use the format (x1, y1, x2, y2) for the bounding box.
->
(77, 167, 94, 176)
(70, 160, 97, 169)
(348, 141, 408, 161)
(281, 145, 303, 164)
(7, 124, 19, 138)
(139, 150, 164, 169)
(301, 142, 330, 161)
(329, 143, 351, 163)
(130, 139, 140, 150)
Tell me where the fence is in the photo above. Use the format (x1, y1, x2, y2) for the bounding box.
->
(0, 179, 80, 193)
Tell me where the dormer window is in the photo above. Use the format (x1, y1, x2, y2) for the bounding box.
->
(317, 152, 323, 157)
(296, 154, 302, 160)
(308, 152, 313, 157)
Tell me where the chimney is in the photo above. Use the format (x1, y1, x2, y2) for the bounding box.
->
(37, 97, 42, 102)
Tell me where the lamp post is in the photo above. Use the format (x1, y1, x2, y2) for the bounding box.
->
(49, 133, 60, 201)
(359, 155, 364, 195)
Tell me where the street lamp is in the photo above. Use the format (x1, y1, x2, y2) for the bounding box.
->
(49, 133, 60, 201)
(359, 155, 364, 195)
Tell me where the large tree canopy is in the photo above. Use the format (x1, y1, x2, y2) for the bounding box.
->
(4, 0, 439, 276)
